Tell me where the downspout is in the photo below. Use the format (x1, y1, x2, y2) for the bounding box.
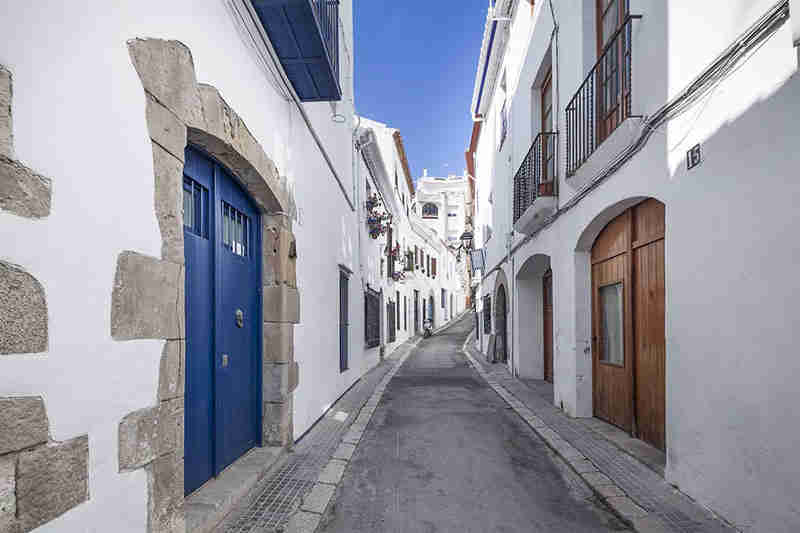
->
(353, 115, 365, 289)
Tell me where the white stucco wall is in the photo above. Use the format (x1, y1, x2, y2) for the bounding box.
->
(357, 118, 465, 352)
(0, 1, 365, 530)
(471, 0, 800, 530)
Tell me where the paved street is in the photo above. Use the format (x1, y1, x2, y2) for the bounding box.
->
(321, 317, 630, 532)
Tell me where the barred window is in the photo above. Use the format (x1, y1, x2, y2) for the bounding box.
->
(387, 300, 396, 343)
(421, 203, 439, 218)
(365, 288, 380, 348)
(483, 295, 492, 334)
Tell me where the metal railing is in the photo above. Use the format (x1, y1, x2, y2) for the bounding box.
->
(311, 0, 340, 84)
(566, 15, 640, 177)
(513, 132, 558, 223)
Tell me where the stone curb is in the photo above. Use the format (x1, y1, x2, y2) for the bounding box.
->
(283, 336, 422, 533)
(459, 333, 651, 530)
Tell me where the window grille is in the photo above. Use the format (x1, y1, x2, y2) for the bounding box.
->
(387, 301, 396, 343)
(365, 288, 380, 348)
(483, 295, 492, 334)
(183, 177, 209, 238)
(223, 201, 249, 257)
(339, 270, 349, 372)
(421, 203, 439, 218)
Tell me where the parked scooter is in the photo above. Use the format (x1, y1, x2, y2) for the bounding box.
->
(423, 318, 433, 338)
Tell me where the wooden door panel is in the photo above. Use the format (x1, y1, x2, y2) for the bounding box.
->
(591, 213, 628, 263)
(633, 238, 666, 450)
(633, 198, 665, 245)
(592, 254, 631, 431)
(592, 198, 665, 447)
(543, 270, 553, 382)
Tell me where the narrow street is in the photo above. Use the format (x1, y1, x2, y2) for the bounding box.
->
(321, 317, 630, 532)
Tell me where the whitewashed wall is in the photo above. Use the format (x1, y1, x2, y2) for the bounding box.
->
(472, 0, 800, 530)
(0, 0, 361, 530)
(358, 118, 465, 353)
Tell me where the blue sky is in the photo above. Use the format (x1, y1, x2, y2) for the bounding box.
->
(354, 0, 489, 182)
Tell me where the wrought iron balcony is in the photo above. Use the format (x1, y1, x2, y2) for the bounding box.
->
(252, 0, 341, 102)
(513, 132, 558, 224)
(566, 15, 640, 176)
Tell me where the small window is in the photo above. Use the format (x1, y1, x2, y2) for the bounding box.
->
(422, 203, 439, 219)
(448, 212, 458, 217)
(600, 282, 624, 365)
(183, 177, 209, 238)
(222, 202, 249, 257)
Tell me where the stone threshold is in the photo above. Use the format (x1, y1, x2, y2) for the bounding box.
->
(185, 445, 287, 533)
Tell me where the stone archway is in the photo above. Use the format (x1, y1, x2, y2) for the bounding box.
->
(112, 39, 298, 532)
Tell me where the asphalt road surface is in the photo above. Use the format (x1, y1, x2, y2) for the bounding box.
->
(321, 316, 630, 533)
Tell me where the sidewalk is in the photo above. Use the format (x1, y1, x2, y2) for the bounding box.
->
(462, 333, 737, 533)
(213, 335, 420, 533)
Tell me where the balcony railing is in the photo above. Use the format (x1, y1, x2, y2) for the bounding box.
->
(566, 15, 640, 176)
(253, 0, 342, 102)
(513, 132, 558, 223)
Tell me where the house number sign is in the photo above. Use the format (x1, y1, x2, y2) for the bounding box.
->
(687, 143, 702, 170)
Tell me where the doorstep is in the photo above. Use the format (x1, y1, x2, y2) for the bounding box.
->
(580, 417, 666, 477)
(185, 445, 287, 533)
(518, 376, 667, 477)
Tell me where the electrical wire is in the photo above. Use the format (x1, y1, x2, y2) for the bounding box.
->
(480, 0, 790, 280)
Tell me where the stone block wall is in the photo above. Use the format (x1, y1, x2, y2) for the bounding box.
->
(112, 39, 299, 532)
(0, 64, 89, 533)
(0, 397, 89, 533)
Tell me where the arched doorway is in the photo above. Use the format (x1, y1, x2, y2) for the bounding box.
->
(495, 284, 508, 363)
(591, 198, 665, 450)
(515, 254, 550, 380)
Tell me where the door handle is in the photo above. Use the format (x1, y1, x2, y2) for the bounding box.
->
(221, 354, 229, 368)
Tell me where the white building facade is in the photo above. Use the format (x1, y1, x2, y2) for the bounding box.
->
(0, 2, 461, 532)
(357, 117, 466, 354)
(470, 0, 800, 531)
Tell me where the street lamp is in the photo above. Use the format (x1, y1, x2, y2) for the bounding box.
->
(454, 230, 474, 262)
(459, 230, 473, 250)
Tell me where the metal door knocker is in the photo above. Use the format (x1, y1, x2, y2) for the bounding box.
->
(236, 309, 244, 328)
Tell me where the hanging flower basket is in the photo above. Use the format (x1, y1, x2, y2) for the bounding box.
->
(366, 195, 392, 239)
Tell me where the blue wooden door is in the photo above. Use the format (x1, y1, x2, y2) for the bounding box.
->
(183, 149, 215, 495)
(215, 165, 260, 472)
(183, 147, 261, 495)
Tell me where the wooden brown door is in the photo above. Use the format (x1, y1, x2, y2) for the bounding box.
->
(543, 269, 553, 382)
(591, 199, 665, 450)
(632, 200, 666, 450)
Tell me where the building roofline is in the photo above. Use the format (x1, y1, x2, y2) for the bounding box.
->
(392, 131, 415, 197)
(470, 0, 515, 119)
